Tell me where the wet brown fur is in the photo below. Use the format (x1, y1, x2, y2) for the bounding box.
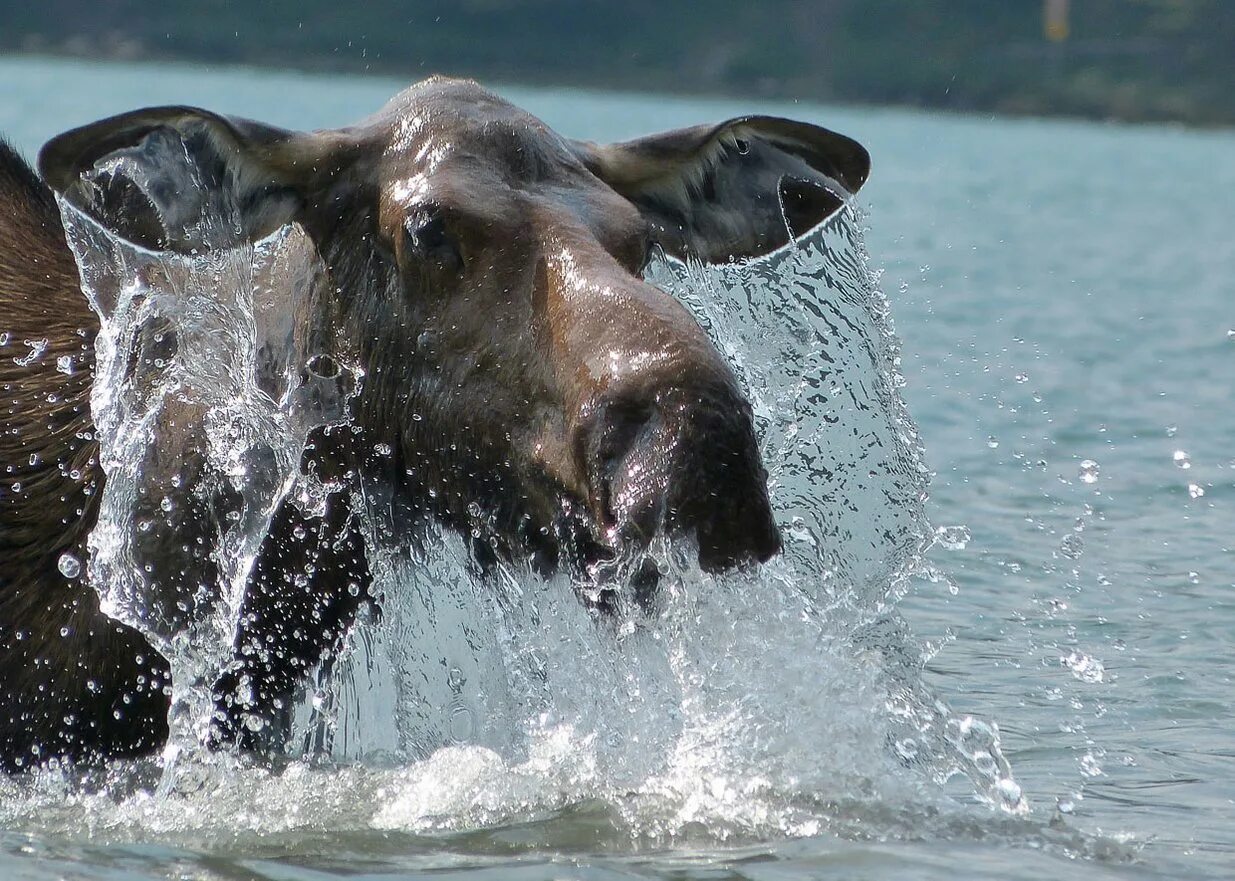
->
(0, 140, 170, 768)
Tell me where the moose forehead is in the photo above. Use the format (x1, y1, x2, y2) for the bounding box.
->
(363, 78, 644, 246)
(371, 79, 589, 190)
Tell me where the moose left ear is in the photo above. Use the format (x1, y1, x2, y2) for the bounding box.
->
(574, 116, 869, 263)
(39, 106, 345, 253)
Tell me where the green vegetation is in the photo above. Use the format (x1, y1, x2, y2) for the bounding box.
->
(3, 0, 1233, 126)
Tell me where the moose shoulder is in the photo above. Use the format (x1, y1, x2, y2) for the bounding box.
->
(0, 77, 869, 770)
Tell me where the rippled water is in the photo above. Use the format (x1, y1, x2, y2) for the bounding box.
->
(1, 56, 1232, 880)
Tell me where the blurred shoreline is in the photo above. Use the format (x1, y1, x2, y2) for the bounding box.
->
(4, 0, 1233, 129)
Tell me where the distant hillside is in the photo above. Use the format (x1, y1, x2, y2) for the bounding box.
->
(3, 0, 1233, 126)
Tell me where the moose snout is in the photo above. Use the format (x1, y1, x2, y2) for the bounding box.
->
(577, 379, 781, 573)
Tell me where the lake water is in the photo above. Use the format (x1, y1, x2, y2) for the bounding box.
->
(1, 56, 1233, 880)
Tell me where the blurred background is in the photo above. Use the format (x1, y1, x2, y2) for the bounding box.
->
(2, 0, 1233, 127)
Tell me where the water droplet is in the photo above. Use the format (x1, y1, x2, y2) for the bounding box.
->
(1056, 795, 1076, 814)
(1078, 459, 1099, 484)
(1079, 751, 1104, 777)
(986, 436, 999, 449)
(56, 355, 74, 375)
(1058, 533, 1084, 559)
(447, 704, 475, 743)
(1188, 571, 1200, 584)
(1227, 329, 1235, 341)
(57, 552, 82, 579)
(1014, 373, 1029, 383)
(996, 778, 1022, 807)
(1165, 425, 1178, 437)
(934, 524, 970, 550)
(160, 496, 174, 512)
(1061, 650, 1105, 683)
(14, 338, 48, 367)
(894, 738, 919, 760)
(1173, 450, 1191, 469)
(373, 442, 393, 457)
(1188, 483, 1205, 499)
(292, 524, 307, 540)
(305, 353, 341, 379)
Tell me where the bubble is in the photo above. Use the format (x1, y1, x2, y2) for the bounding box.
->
(986, 436, 999, 449)
(1188, 483, 1205, 499)
(1078, 459, 1100, 484)
(1014, 373, 1028, 383)
(56, 355, 74, 375)
(1173, 450, 1191, 469)
(57, 553, 82, 579)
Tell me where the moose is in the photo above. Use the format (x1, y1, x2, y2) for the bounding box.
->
(0, 77, 869, 770)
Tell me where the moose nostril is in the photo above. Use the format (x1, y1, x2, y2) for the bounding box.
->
(577, 384, 781, 573)
(581, 399, 656, 525)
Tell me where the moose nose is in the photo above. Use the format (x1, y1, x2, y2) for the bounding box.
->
(578, 380, 782, 572)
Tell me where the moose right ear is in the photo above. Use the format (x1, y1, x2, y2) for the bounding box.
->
(39, 106, 343, 252)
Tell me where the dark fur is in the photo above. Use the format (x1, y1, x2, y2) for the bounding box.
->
(0, 140, 169, 768)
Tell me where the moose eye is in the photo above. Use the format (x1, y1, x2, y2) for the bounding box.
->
(403, 207, 462, 271)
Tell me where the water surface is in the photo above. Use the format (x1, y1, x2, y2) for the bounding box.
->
(1, 56, 1232, 880)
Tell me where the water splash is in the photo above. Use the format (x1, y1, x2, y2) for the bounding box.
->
(278, 209, 1026, 825)
(55, 150, 358, 770)
(38, 184, 1036, 849)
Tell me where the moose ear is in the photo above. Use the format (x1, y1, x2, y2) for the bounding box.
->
(38, 106, 342, 252)
(574, 116, 869, 263)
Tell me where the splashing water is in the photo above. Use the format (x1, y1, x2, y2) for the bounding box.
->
(29, 168, 1043, 853)
(278, 210, 1025, 828)
(55, 149, 358, 772)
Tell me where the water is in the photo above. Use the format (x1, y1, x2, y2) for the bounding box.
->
(1, 56, 1232, 879)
